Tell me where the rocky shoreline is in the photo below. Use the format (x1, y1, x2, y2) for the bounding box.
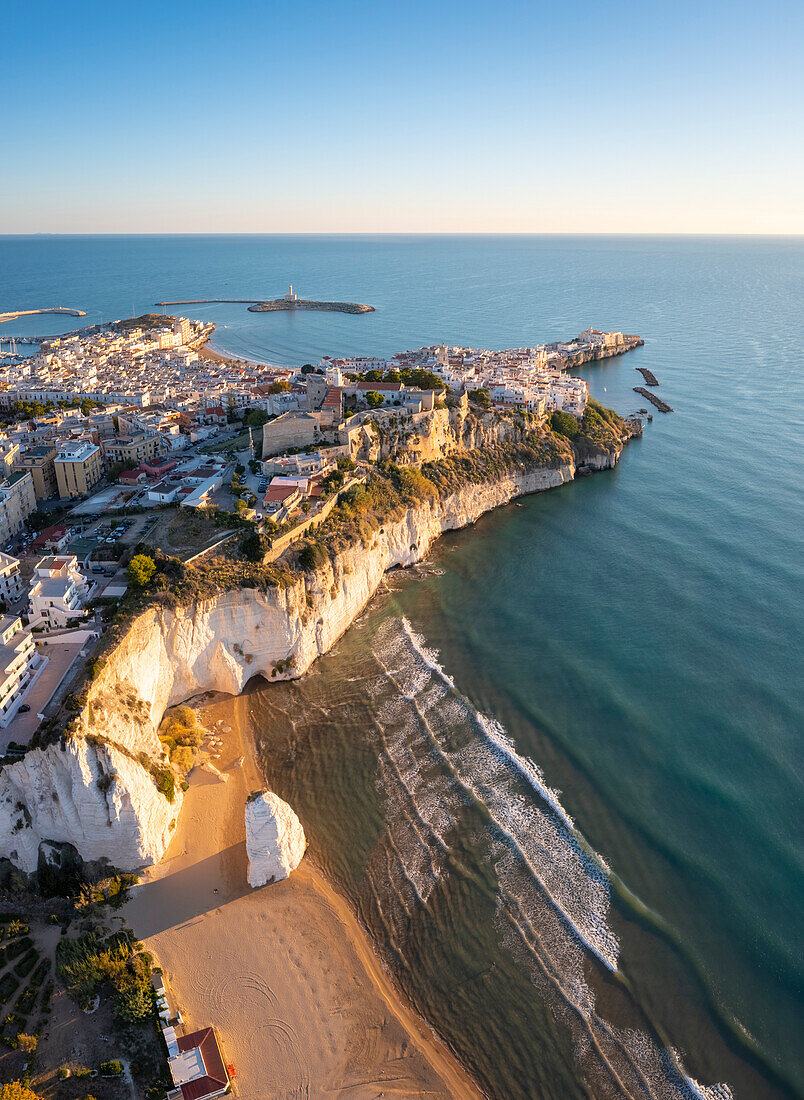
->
(248, 298, 374, 314)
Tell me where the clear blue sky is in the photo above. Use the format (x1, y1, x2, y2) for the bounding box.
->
(4, 0, 802, 233)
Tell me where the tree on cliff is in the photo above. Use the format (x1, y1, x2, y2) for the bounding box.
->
(128, 553, 156, 587)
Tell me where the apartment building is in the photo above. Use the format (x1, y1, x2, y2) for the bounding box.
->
(12, 445, 58, 500)
(54, 440, 103, 499)
(27, 554, 91, 630)
(0, 615, 42, 727)
(101, 431, 164, 469)
(0, 472, 36, 544)
(0, 553, 24, 608)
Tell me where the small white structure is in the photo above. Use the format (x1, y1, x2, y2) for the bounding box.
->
(27, 554, 92, 630)
(0, 615, 44, 727)
(285, 283, 298, 302)
(246, 789, 306, 887)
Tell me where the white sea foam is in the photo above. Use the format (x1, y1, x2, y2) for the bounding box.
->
(368, 616, 733, 1100)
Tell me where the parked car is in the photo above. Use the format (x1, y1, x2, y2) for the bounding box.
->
(18, 705, 30, 714)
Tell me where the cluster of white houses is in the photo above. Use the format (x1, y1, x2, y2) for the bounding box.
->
(313, 330, 635, 418)
(1, 315, 300, 414)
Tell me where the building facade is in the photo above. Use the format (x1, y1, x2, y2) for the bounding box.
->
(54, 441, 103, 499)
(12, 445, 58, 500)
(27, 554, 91, 630)
(0, 472, 36, 543)
(0, 614, 42, 727)
(0, 553, 24, 608)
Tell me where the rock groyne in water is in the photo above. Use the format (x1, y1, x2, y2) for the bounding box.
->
(154, 297, 375, 315)
(637, 366, 660, 386)
(634, 386, 673, 412)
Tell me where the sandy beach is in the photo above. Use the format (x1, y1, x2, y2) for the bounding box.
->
(124, 691, 480, 1099)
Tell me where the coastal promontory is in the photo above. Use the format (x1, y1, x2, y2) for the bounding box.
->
(155, 286, 374, 315)
(0, 399, 638, 875)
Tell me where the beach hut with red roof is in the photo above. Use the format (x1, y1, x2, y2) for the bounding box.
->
(167, 1027, 230, 1100)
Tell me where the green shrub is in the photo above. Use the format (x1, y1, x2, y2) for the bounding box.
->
(0, 972, 20, 1003)
(15, 950, 40, 978)
(29, 959, 50, 987)
(14, 987, 35, 1015)
(57, 932, 154, 1022)
(99, 1059, 123, 1076)
(155, 769, 175, 803)
(128, 554, 156, 587)
(297, 541, 327, 572)
(550, 410, 580, 439)
(5, 936, 33, 960)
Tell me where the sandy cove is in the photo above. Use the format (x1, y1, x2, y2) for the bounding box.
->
(123, 691, 481, 1099)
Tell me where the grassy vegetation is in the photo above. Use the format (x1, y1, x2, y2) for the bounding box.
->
(56, 930, 154, 1022)
(158, 705, 203, 776)
(550, 409, 581, 439)
(577, 397, 627, 446)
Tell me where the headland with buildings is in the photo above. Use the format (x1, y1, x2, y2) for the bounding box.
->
(0, 307, 645, 1098)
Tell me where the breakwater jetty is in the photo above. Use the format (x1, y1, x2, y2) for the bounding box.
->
(0, 306, 87, 324)
(637, 366, 660, 386)
(634, 386, 673, 412)
(156, 286, 374, 315)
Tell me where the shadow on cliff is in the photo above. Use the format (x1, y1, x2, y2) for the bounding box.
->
(126, 842, 251, 937)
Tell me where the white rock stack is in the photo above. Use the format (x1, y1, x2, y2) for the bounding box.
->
(245, 790, 307, 888)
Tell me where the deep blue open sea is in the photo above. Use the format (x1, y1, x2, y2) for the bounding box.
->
(1, 235, 802, 1098)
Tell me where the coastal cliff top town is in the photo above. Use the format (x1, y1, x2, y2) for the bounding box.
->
(0, 308, 643, 1099)
(0, 311, 643, 749)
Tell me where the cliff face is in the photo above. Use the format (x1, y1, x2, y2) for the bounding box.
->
(353, 399, 530, 466)
(0, 738, 177, 874)
(0, 438, 628, 875)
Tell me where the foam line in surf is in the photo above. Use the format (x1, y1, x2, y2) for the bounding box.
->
(377, 620, 620, 972)
(379, 616, 734, 1100)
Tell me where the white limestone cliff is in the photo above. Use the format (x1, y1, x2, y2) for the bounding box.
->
(0, 738, 177, 873)
(0, 442, 628, 875)
(246, 790, 307, 887)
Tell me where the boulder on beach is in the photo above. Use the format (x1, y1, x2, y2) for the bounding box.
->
(246, 790, 307, 888)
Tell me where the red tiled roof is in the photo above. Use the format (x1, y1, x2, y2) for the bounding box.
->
(264, 485, 299, 503)
(321, 387, 342, 407)
(176, 1028, 229, 1100)
(357, 381, 403, 391)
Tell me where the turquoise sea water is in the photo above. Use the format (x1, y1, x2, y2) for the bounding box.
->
(1, 235, 801, 1097)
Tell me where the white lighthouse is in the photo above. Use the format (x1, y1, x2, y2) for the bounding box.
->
(285, 284, 298, 302)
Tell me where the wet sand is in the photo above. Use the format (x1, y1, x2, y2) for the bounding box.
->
(124, 692, 480, 1099)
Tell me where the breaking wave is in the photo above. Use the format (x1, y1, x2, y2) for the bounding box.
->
(366, 615, 733, 1100)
